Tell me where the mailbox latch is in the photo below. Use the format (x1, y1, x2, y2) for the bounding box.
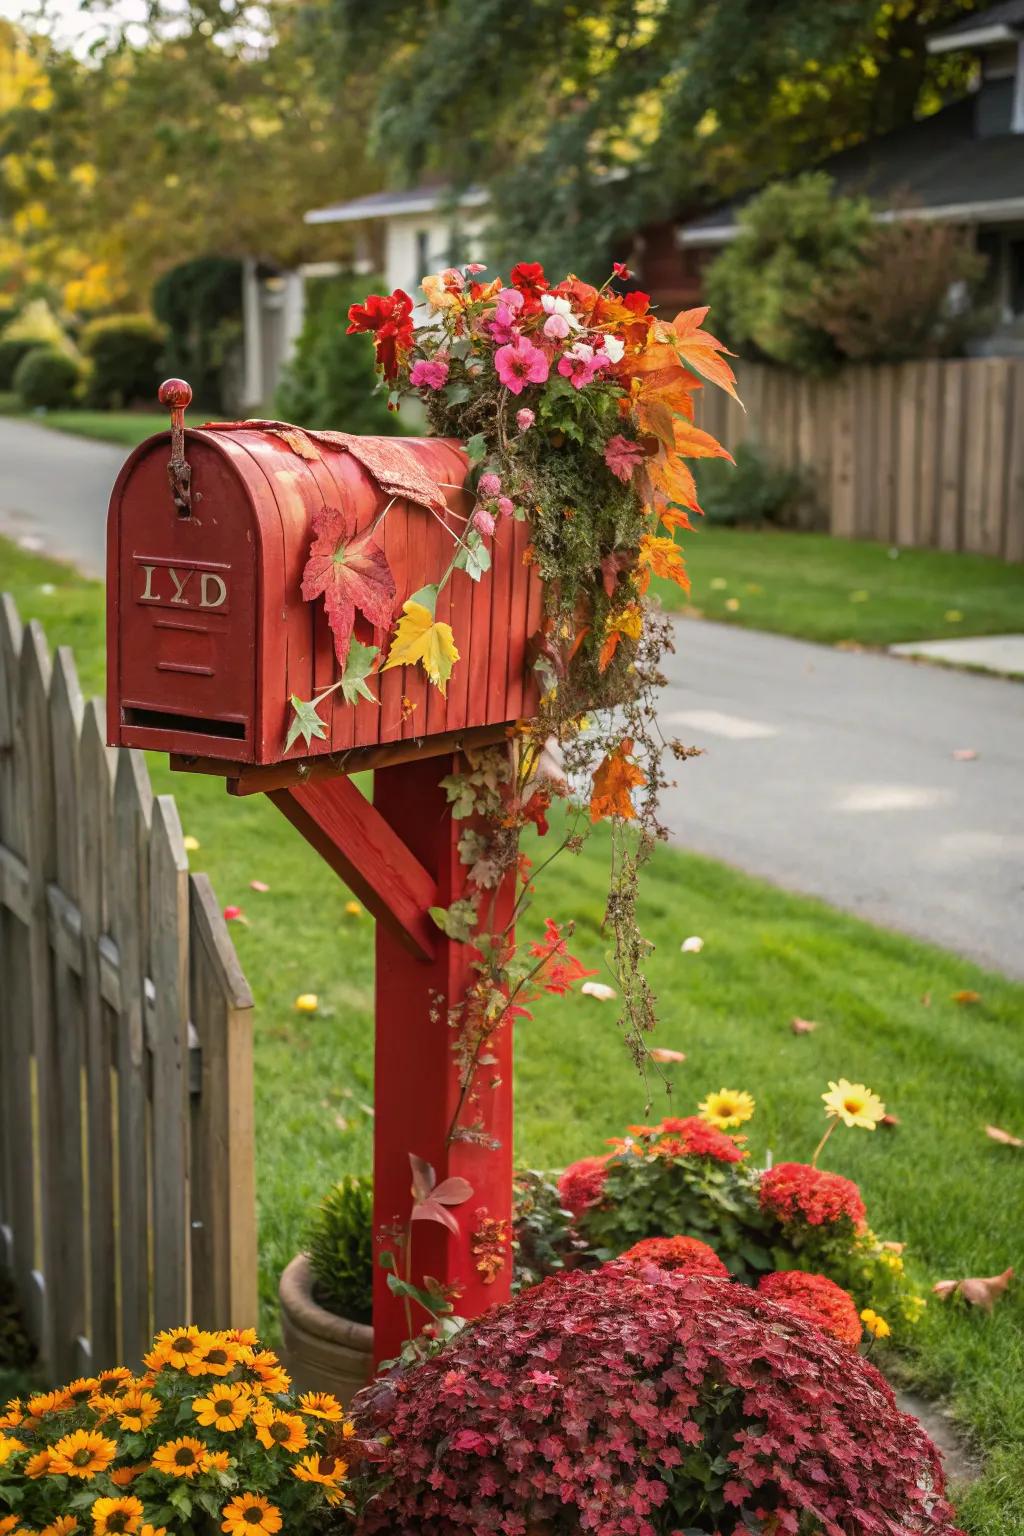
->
(159, 377, 193, 516)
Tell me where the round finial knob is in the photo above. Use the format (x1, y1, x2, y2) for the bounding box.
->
(159, 378, 192, 409)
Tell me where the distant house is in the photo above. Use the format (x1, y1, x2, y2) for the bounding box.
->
(678, 0, 1024, 350)
(304, 183, 490, 296)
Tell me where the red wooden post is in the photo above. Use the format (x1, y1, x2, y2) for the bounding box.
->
(372, 755, 515, 1366)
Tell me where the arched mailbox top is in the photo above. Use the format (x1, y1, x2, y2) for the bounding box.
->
(106, 424, 542, 776)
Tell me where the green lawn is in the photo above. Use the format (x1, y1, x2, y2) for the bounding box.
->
(656, 525, 1024, 647)
(2, 536, 1023, 1532)
(0, 398, 167, 448)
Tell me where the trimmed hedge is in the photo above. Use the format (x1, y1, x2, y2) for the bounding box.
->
(81, 313, 165, 408)
(13, 347, 81, 410)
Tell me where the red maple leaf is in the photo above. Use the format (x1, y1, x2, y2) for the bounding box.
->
(300, 505, 396, 668)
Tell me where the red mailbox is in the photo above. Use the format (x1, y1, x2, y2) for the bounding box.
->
(106, 408, 541, 778)
(106, 385, 539, 1370)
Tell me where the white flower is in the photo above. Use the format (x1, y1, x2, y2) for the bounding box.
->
(601, 334, 625, 364)
(680, 935, 704, 953)
(581, 981, 616, 1002)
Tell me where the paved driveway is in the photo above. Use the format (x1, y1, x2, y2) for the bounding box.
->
(0, 414, 1020, 977)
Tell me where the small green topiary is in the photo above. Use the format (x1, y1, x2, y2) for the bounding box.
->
(0, 337, 39, 390)
(13, 346, 81, 410)
(306, 1172, 373, 1324)
(81, 312, 165, 408)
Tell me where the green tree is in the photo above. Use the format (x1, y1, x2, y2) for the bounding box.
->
(326, 0, 980, 275)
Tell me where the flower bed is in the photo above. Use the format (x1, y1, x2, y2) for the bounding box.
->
(350, 1266, 963, 1534)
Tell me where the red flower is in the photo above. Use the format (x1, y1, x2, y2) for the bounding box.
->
(509, 261, 548, 311)
(619, 1235, 729, 1277)
(612, 261, 632, 280)
(622, 289, 651, 315)
(557, 1156, 608, 1219)
(346, 289, 415, 381)
(758, 1270, 863, 1348)
(654, 1116, 745, 1164)
(760, 1161, 866, 1229)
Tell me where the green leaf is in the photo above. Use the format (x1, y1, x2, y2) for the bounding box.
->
(463, 532, 491, 581)
(445, 382, 471, 406)
(429, 896, 478, 941)
(340, 637, 380, 706)
(286, 692, 330, 752)
(407, 583, 439, 616)
(464, 432, 487, 462)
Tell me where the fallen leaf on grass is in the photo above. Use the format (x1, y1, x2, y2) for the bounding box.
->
(724, 597, 740, 612)
(223, 905, 247, 924)
(921, 992, 932, 1007)
(952, 749, 978, 762)
(790, 1017, 819, 1035)
(250, 879, 270, 893)
(681, 935, 704, 954)
(183, 834, 200, 853)
(944, 609, 963, 623)
(345, 900, 363, 917)
(294, 993, 319, 1013)
(580, 981, 616, 1001)
(880, 1113, 901, 1128)
(952, 989, 981, 1005)
(985, 1124, 1023, 1147)
(933, 1268, 1013, 1311)
(881, 1242, 906, 1254)
(650, 1047, 686, 1064)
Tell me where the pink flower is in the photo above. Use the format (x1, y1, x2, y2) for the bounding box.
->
(409, 357, 450, 390)
(478, 472, 502, 497)
(494, 336, 550, 395)
(497, 497, 515, 519)
(557, 342, 608, 391)
(465, 263, 487, 274)
(543, 312, 571, 340)
(473, 508, 496, 536)
(541, 293, 577, 341)
(487, 288, 525, 345)
(604, 434, 647, 482)
(516, 408, 535, 431)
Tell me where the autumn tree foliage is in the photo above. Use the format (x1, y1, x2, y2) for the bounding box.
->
(351, 1266, 964, 1535)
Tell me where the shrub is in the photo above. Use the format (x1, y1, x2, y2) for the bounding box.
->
(695, 442, 811, 528)
(555, 1154, 608, 1219)
(619, 1234, 729, 1276)
(81, 313, 165, 408)
(2, 298, 70, 353)
(511, 1170, 583, 1291)
(806, 218, 989, 363)
(0, 1269, 34, 1373)
(705, 172, 873, 373)
(758, 1268, 863, 1347)
(307, 1173, 374, 1325)
(0, 1324, 350, 1529)
(152, 256, 243, 412)
(759, 1161, 867, 1231)
(351, 1266, 962, 1534)
(0, 338, 38, 390)
(275, 274, 405, 434)
(13, 346, 81, 409)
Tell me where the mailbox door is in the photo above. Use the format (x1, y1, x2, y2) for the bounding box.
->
(109, 436, 260, 760)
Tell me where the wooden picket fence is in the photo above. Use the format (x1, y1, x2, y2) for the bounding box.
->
(0, 594, 257, 1379)
(696, 356, 1024, 561)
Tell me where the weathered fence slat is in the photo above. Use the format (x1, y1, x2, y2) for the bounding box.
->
(0, 594, 256, 1377)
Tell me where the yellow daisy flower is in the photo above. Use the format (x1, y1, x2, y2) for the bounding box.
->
(297, 1391, 344, 1421)
(50, 1428, 118, 1479)
(63, 1377, 99, 1408)
(26, 1389, 67, 1418)
(823, 1079, 886, 1130)
(141, 1527, 168, 1536)
(292, 1451, 347, 1488)
(698, 1088, 756, 1130)
(203, 1449, 232, 1472)
(90, 1496, 145, 1536)
(147, 1326, 208, 1371)
(151, 1435, 207, 1478)
(193, 1384, 250, 1432)
(241, 1349, 290, 1394)
(860, 1308, 892, 1339)
(95, 1367, 134, 1393)
(40, 1518, 79, 1536)
(25, 1447, 54, 1477)
(117, 1389, 161, 1433)
(254, 1408, 308, 1454)
(0, 1399, 23, 1428)
(0, 1434, 26, 1465)
(223, 1327, 259, 1347)
(0, 1518, 17, 1536)
(187, 1336, 239, 1377)
(109, 1465, 146, 1487)
(220, 1496, 282, 1536)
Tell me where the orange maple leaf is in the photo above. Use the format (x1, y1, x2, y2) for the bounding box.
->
(589, 738, 647, 822)
(637, 534, 689, 594)
(665, 307, 741, 402)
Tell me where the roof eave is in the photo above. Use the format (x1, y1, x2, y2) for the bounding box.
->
(927, 23, 1020, 54)
(304, 189, 491, 226)
(679, 194, 1024, 247)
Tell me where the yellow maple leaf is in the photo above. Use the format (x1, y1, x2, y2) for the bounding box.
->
(382, 600, 460, 695)
(598, 604, 643, 673)
(663, 307, 741, 402)
(636, 534, 689, 594)
(589, 738, 647, 822)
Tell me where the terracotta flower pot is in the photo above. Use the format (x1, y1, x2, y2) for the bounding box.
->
(278, 1253, 373, 1407)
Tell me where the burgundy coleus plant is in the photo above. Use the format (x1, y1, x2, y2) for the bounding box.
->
(300, 503, 396, 668)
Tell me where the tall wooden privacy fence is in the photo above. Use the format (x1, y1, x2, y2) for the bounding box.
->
(696, 356, 1024, 561)
(0, 594, 256, 1380)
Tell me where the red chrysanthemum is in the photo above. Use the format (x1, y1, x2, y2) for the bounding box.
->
(346, 289, 415, 380)
(760, 1161, 866, 1229)
(654, 1116, 745, 1164)
(619, 1235, 729, 1277)
(557, 1156, 608, 1219)
(758, 1270, 863, 1348)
